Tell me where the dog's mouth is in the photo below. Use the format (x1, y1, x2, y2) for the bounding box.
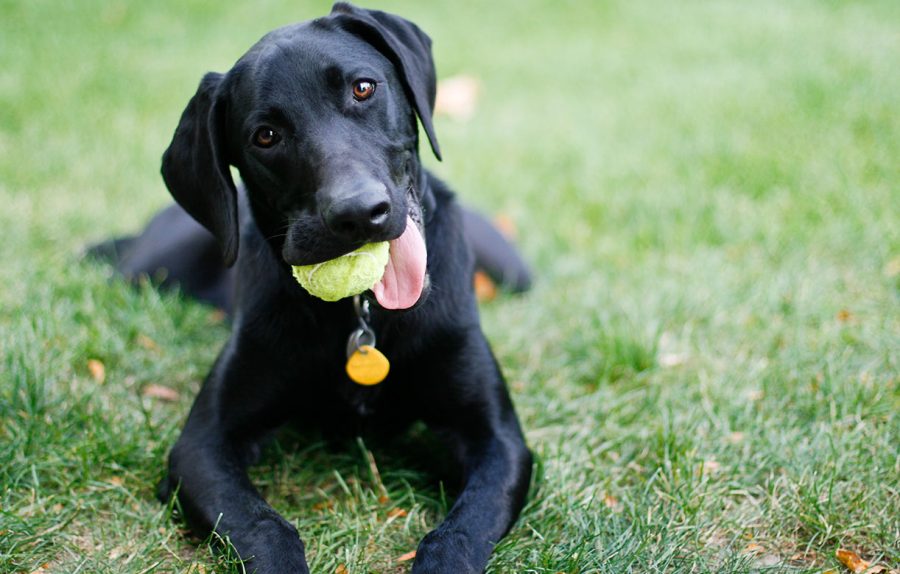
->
(283, 182, 429, 309)
(370, 213, 427, 310)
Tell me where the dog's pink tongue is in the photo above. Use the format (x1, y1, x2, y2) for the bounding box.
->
(372, 216, 426, 309)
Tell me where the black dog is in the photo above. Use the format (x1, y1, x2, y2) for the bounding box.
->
(97, 4, 532, 573)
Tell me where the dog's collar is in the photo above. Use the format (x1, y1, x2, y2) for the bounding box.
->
(345, 296, 390, 385)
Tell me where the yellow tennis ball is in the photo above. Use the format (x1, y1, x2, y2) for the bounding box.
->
(291, 242, 390, 302)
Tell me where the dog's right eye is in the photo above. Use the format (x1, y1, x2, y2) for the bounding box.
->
(253, 127, 281, 148)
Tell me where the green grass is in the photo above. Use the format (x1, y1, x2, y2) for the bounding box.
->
(2, 0, 898, 572)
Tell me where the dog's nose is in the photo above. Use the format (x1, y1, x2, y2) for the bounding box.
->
(323, 181, 392, 240)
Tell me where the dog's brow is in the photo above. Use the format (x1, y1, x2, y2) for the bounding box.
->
(323, 64, 344, 87)
(250, 106, 292, 130)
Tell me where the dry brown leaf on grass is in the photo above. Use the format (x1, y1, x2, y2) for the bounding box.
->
(386, 508, 408, 519)
(87, 359, 106, 383)
(835, 548, 869, 573)
(836, 309, 854, 323)
(434, 75, 480, 120)
(492, 214, 518, 239)
(396, 550, 416, 562)
(602, 492, 622, 512)
(334, 564, 348, 574)
(142, 383, 180, 402)
(473, 270, 497, 302)
(312, 500, 335, 512)
(136, 333, 159, 351)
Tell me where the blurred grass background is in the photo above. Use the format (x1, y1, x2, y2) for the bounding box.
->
(1, 0, 898, 572)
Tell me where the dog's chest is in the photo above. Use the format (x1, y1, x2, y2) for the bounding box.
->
(288, 343, 408, 430)
(277, 299, 421, 432)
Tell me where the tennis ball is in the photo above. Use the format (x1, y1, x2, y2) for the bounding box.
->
(292, 242, 390, 302)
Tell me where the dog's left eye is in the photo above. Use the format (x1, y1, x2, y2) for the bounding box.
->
(253, 127, 281, 148)
(352, 79, 376, 101)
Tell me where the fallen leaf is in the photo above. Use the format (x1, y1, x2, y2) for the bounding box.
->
(836, 309, 853, 323)
(386, 508, 408, 519)
(142, 383, 180, 402)
(87, 359, 106, 384)
(136, 333, 159, 351)
(743, 542, 766, 554)
(378, 494, 390, 505)
(313, 500, 335, 512)
(602, 492, 621, 512)
(335, 564, 348, 574)
(108, 476, 124, 487)
(474, 270, 497, 302)
(434, 75, 480, 120)
(492, 214, 518, 239)
(396, 550, 417, 562)
(836, 549, 870, 573)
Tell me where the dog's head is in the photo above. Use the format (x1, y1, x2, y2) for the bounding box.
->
(160, 3, 441, 309)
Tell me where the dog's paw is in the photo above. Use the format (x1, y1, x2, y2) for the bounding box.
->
(411, 528, 489, 574)
(230, 517, 310, 574)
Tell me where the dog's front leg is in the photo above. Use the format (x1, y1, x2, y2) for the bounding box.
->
(412, 332, 532, 574)
(159, 338, 309, 574)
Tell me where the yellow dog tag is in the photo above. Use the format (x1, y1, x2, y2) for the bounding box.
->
(346, 345, 390, 385)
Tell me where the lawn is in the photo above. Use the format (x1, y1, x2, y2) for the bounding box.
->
(1, 0, 898, 573)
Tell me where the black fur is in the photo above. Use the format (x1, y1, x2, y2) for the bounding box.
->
(100, 4, 532, 573)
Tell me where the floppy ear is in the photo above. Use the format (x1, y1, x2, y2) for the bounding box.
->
(329, 2, 442, 161)
(161, 72, 239, 266)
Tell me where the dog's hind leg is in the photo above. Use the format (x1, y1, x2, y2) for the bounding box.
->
(87, 203, 236, 311)
(461, 207, 532, 293)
